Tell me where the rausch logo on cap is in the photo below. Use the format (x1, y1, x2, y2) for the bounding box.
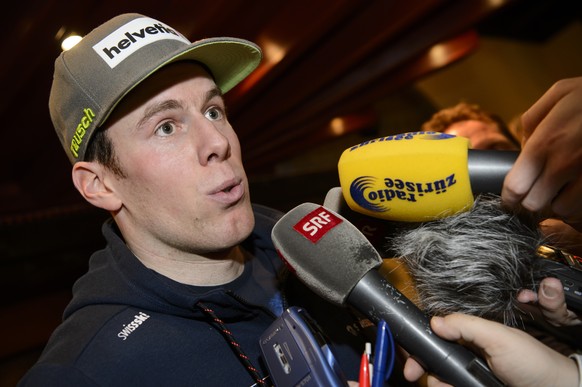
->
(70, 108, 95, 158)
(92, 17, 190, 69)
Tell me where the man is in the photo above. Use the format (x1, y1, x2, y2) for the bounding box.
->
(18, 14, 372, 386)
(421, 101, 521, 150)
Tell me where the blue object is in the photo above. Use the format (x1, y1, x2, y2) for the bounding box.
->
(259, 306, 349, 387)
(372, 319, 395, 387)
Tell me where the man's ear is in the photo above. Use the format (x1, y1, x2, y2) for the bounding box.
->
(72, 161, 122, 212)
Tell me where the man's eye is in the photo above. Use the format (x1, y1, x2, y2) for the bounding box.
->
(155, 122, 175, 136)
(205, 107, 223, 121)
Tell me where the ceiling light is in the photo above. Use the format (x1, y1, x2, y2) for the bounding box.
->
(61, 35, 82, 51)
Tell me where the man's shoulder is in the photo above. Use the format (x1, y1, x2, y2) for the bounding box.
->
(19, 305, 133, 385)
(35, 305, 134, 360)
(20, 305, 192, 385)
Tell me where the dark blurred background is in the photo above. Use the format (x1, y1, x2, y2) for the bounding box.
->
(1, 0, 581, 385)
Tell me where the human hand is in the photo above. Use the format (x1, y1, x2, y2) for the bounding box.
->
(402, 313, 580, 387)
(502, 77, 582, 232)
(518, 276, 582, 327)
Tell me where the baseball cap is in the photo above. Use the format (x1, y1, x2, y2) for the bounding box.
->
(49, 13, 262, 164)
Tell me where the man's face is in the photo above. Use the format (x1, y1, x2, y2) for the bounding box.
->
(103, 62, 254, 256)
(444, 120, 519, 150)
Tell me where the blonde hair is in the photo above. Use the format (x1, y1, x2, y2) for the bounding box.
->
(422, 102, 521, 148)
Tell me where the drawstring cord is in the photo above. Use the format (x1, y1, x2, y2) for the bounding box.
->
(196, 301, 268, 386)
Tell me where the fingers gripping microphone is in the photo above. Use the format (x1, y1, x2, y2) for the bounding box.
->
(272, 203, 504, 387)
(338, 131, 518, 222)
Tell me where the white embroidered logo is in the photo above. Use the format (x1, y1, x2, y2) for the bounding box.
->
(117, 311, 151, 340)
(93, 17, 188, 68)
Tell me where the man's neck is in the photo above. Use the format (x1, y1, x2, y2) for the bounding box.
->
(133, 245, 246, 286)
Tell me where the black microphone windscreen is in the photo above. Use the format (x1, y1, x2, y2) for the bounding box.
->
(388, 193, 544, 326)
(271, 202, 382, 305)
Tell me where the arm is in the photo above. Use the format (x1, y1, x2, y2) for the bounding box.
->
(402, 313, 580, 387)
(502, 77, 582, 327)
(502, 77, 582, 232)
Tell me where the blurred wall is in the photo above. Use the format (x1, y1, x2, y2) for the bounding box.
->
(269, 20, 582, 180)
(416, 21, 582, 123)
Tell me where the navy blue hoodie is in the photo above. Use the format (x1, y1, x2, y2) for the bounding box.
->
(18, 204, 371, 386)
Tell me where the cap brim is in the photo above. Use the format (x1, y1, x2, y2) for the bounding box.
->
(103, 37, 261, 127)
(166, 37, 262, 94)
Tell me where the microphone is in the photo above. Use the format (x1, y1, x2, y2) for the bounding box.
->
(272, 202, 504, 387)
(338, 131, 518, 222)
(323, 186, 415, 257)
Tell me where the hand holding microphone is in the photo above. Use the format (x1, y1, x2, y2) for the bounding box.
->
(334, 132, 582, 322)
(403, 313, 581, 387)
(272, 202, 504, 387)
(503, 77, 582, 232)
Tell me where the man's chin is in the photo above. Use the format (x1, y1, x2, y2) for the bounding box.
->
(226, 206, 255, 242)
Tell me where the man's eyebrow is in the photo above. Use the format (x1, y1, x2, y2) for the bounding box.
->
(205, 86, 223, 104)
(136, 87, 224, 129)
(137, 99, 183, 129)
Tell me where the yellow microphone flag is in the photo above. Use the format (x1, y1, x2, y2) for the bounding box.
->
(338, 132, 474, 222)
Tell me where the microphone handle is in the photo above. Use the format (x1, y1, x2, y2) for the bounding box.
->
(348, 270, 504, 387)
(468, 149, 519, 194)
